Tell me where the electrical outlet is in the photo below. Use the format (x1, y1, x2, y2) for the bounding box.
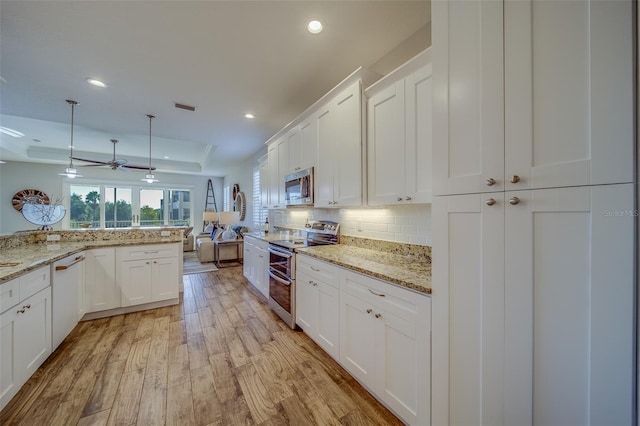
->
(161, 231, 170, 237)
(46, 234, 61, 241)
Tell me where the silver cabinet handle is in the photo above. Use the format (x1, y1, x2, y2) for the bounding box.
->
(486, 178, 496, 186)
(405, 196, 412, 201)
(509, 197, 520, 205)
(144, 251, 159, 254)
(310, 266, 320, 272)
(17, 308, 25, 314)
(368, 289, 385, 297)
(366, 309, 372, 314)
(146, 261, 150, 264)
(374, 313, 382, 319)
(510, 175, 521, 184)
(397, 197, 403, 202)
(24, 304, 31, 309)
(486, 198, 496, 206)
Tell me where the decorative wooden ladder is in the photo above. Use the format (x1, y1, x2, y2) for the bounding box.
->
(203, 179, 218, 232)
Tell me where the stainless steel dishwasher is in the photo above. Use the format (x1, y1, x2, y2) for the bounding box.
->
(51, 253, 85, 350)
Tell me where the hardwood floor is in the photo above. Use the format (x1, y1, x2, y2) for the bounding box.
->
(0, 267, 403, 426)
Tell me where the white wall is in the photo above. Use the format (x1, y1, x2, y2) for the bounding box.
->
(223, 147, 267, 231)
(271, 204, 432, 246)
(0, 161, 222, 235)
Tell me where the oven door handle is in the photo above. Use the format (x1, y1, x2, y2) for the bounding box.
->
(268, 246, 293, 258)
(268, 269, 292, 286)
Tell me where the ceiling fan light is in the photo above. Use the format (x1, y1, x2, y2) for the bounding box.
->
(60, 166, 82, 178)
(142, 172, 158, 183)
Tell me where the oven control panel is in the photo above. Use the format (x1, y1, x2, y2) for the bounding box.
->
(305, 220, 340, 235)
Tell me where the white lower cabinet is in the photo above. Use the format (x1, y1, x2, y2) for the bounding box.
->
(341, 269, 431, 426)
(84, 247, 117, 313)
(243, 236, 269, 299)
(295, 254, 431, 426)
(117, 243, 179, 307)
(0, 267, 52, 411)
(295, 256, 340, 359)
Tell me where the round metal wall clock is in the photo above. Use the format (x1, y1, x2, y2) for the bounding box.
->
(12, 189, 49, 212)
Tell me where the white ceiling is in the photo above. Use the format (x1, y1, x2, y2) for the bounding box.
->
(0, 1, 429, 177)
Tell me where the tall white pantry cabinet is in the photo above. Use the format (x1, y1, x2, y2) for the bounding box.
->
(432, 1, 636, 426)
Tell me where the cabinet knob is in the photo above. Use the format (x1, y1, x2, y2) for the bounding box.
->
(146, 261, 150, 264)
(24, 304, 31, 309)
(510, 175, 521, 184)
(374, 313, 382, 319)
(509, 197, 520, 205)
(486, 178, 496, 186)
(486, 198, 496, 206)
(366, 309, 372, 314)
(405, 196, 412, 201)
(397, 197, 403, 202)
(17, 308, 25, 314)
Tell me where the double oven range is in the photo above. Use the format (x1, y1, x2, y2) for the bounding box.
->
(267, 221, 340, 329)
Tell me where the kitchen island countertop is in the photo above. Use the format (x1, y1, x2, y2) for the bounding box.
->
(0, 238, 180, 284)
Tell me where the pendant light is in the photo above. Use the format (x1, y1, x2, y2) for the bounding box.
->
(59, 99, 83, 178)
(141, 114, 158, 183)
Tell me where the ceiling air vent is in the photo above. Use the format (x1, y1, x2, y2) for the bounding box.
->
(174, 102, 197, 112)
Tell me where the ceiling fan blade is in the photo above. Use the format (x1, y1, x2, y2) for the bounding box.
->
(120, 164, 155, 171)
(72, 156, 109, 165)
(79, 164, 106, 167)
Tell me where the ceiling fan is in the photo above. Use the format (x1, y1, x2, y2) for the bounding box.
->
(72, 139, 155, 171)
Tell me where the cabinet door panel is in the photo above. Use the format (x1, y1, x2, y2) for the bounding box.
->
(405, 63, 433, 203)
(315, 107, 334, 207)
(152, 257, 178, 302)
(295, 271, 317, 333)
(299, 118, 317, 171)
(0, 308, 18, 409)
(378, 308, 417, 423)
(433, 0, 504, 196)
(333, 81, 363, 207)
(367, 81, 405, 206)
(505, 0, 633, 189)
(18, 288, 51, 378)
(340, 292, 376, 385)
(267, 143, 279, 208)
(316, 282, 339, 359)
(85, 248, 117, 313)
(120, 260, 152, 306)
(504, 185, 634, 425)
(432, 193, 504, 426)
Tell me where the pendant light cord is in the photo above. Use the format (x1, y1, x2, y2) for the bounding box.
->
(147, 114, 155, 172)
(66, 99, 78, 168)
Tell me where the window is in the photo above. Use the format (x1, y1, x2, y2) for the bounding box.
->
(65, 181, 192, 229)
(223, 185, 230, 212)
(253, 164, 268, 227)
(69, 184, 101, 228)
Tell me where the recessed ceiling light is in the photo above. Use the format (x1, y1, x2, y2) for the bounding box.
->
(0, 161, 6, 164)
(86, 78, 108, 88)
(0, 126, 24, 137)
(307, 20, 323, 34)
(244, 113, 255, 119)
(163, 156, 170, 159)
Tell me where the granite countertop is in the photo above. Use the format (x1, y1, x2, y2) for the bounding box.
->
(0, 238, 180, 284)
(297, 244, 431, 295)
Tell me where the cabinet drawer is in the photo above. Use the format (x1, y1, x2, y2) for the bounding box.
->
(0, 279, 20, 314)
(297, 255, 340, 288)
(118, 244, 177, 261)
(19, 267, 50, 302)
(342, 269, 421, 321)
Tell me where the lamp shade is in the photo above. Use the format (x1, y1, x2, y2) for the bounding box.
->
(218, 211, 240, 225)
(203, 211, 218, 222)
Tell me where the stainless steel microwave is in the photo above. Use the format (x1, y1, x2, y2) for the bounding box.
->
(285, 167, 313, 206)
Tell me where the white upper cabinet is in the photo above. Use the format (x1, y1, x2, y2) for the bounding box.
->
(433, 0, 633, 195)
(432, 0, 504, 196)
(317, 80, 365, 207)
(267, 140, 287, 209)
(288, 118, 316, 173)
(504, 0, 634, 190)
(258, 155, 269, 210)
(367, 49, 432, 206)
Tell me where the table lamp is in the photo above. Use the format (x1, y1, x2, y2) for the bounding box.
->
(218, 211, 240, 240)
(203, 211, 218, 234)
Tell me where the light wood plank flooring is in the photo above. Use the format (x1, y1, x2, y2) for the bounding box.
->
(0, 266, 403, 425)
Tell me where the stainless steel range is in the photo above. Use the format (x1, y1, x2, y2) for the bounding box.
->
(267, 221, 339, 329)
